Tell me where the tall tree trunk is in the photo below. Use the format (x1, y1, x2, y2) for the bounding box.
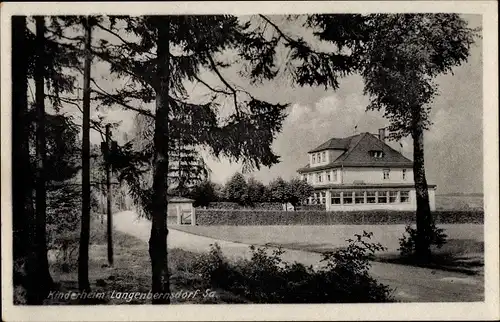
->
(12, 15, 34, 305)
(33, 16, 53, 303)
(412, 111, 433, 263)
(78, 17, 92, 292)
(149, 17, 170, 304)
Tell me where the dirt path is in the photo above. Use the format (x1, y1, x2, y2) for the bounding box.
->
(113, 211, 484, 303)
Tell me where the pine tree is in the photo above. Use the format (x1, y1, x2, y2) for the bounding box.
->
(78, 16, 94, 292)
(13, 15, 85, 304)
(12, 15, 35, 305)
(33, 16, 54, 302)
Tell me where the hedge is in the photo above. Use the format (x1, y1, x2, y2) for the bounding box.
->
(203, 202, 283, 210)
(200, 202, 325, 211)
(194, 209, 484, 226)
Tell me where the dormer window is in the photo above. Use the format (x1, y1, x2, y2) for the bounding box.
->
(318, 153, 322, 162)
(322, 151, 326, 162)
(370, 150, 384, 158)
(312, 155, 316, 164)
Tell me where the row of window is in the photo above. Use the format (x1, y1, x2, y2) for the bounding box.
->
(311, 151, 327, 164)
(382, 169, 407, 180)
(306, 190, 410, 205)
(304, 169, 408, 184)
(303, 170, 339, 184)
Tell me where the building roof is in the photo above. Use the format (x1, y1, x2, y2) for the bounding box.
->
(308, 135, 357, 153)
(298, 132, 413, 173)
(167, 196, 195, 203)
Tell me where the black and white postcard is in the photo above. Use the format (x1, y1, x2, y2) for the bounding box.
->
(1, 1, 498, 321)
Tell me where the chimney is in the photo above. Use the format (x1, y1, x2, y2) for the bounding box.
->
(378, 128, 386, 142)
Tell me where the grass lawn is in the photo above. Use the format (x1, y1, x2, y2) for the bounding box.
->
(45, 216, 248, 304)
(172, 224, 484, 274)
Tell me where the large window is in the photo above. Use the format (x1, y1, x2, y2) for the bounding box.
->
(343, 192, 353, 204)
(389, 191, 398, 203)
(377, 191, 388, 203)
(400, 191, 410, 203)
(331, 192, 341, 205)
(383, 169, 390, 180)
(333, 169, 338, 181)
(355, 191, 365, 204)
(366, 191, 376, 203)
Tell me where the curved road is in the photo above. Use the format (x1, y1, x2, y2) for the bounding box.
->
(113, 211, 484, 303)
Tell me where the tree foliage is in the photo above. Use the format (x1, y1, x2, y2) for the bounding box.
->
(224, 172, 249, 205)
(268, 177, 314, 208)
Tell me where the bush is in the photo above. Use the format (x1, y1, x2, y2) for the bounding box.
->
(189, 232, 393, 303)
(47, 183, 100, 271)
(195, 209, 484, 226)
(398, 224, 448, 258)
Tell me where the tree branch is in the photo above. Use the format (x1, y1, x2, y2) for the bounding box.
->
(90, 78, 155, 119)
(46, 94, 83, 113)
(205, 52, 241, 117)
(91, 47, 154, 88)
(193, 74, 232, 95)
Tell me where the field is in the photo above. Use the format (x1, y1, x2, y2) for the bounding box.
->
(435, 194, 483, 210)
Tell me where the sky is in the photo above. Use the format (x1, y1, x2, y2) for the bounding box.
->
(59, 14, 483, 195)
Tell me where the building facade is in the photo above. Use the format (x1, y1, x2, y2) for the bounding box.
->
(297, 129, 436, 211)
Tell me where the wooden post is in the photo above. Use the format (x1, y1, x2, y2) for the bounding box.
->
(106, 124, 113, 266)
(176, 205, 181, 225)
(191, 206, 196, 226)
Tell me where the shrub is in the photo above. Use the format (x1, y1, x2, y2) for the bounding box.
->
(398, 224, 448, 258)
(189, 232, 393, 303)
(195, 209, 484, 226)
(202, 202, 284, 210)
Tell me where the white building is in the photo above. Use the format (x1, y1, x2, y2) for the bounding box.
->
(297, 129, 436, 211)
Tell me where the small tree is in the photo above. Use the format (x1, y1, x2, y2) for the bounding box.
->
(247, 177, 266, 205)
(268, 177, 288, 205)
(224, 172, 249, 205)
(287, 178, 314, 209)
(190, 180, 218, 208)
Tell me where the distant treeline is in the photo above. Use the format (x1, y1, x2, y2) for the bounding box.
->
(437, 193, 483, 197)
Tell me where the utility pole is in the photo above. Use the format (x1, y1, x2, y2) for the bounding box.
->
(105, 124, 114, 266)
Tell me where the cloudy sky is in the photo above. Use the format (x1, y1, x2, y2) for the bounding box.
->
(74, 14, 482, 195)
